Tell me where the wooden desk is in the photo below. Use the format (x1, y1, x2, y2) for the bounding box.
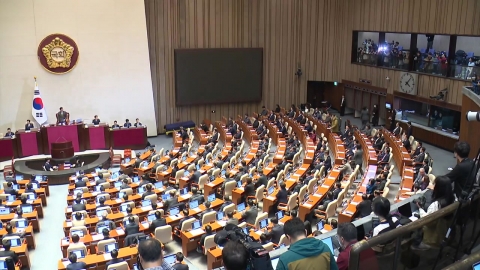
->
(17, 180, 50, 197)
(3, 198, 43, 218)
(180, 221, 223, 257)
(0, 226, 35, 250)
(0, 188, 47, 207)
(12, 243, 30, 269)
(57, 246, 138, 270)
(0, 211, 40, 232)
(396, 166, 415, 202)
(337, 165, 377, 223)
(59, 227, 127, 257)
(193, 128, 208, 145)
(204, 178, 224, 201)
(354, 130, 378, 165)
(298, 169, 341, 221)
(329, 134, 346, 165)
(382, 129, 412, 175)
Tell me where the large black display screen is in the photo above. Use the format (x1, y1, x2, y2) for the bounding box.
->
(174, 48, 263, 106)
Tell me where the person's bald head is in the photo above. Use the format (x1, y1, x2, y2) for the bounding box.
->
(419, 168, 425, 175)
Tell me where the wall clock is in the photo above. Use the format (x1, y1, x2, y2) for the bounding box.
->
(399, 72, 418, 95)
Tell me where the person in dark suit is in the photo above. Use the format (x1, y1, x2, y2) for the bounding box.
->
(141, 184, 156, 200)
(225, 211, 239, 225)
(413, 147, 426, 164)
(219, 196, 233, 212)
(200, 202, 213, 220)
(446, 142, 474, 198)
(353, 145, 364, 175)
(25, 120, 34, 130)
(199, 225, 213, 247)
(149, 211, 167, 232)
(163, 190, 179, 211)
(105, 249, 124, 267)
(372, 104, 379, 126)
(172, 252, 189, 270)
(66, 253, 87, 270)
(406, 121, 413, 138)
(72, 197, 86, 212)
(268, 217, 284, 244)
(0, 239, 19, 264)
(243, 177, 255, 200)
(92, 115, 101, 125)
(4, 182, 18, 197)
(411, 142, 422, 157)
(176, 209, 191, 233)
(134, 153, 142, 168)
(95, 173, 107, 186)
(402, 133, 411, 151)
(392, 122, 401, 136)
(355, 194, 372, 218)
(255, 172, 268, 189)
(120, 179, 130, 190)
(123, 119, 132, 128)
(332, 182, 342, 200)
(188, 168, 202, 184)
(25, 183, 36, 194)
(134, 118, 142, 127)
(44, 159, 56, 171)
(340, 95, 346, 116)
(189, 188, 205, 205)
(276, 182, 289, 205)
(125, 216, 140, 235)
(111, 120, 120, 128)
(4, 172, 17, 184)
(4, 128, 14, 138)
(241, 200, 258, 225)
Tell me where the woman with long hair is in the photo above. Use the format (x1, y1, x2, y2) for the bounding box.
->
(372, 197, 398, 237)
(414, 175, 455, 250)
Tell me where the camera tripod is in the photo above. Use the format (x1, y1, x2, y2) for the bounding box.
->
(432, 148, 480, 270)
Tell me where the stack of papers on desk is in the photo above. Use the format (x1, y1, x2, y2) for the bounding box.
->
(313, 193, 322, 198)
(92, 234, 103, 241)
(190, 228, 205, 235)
(351, 201, 359, 205)
(141, 206, 152, 211)
(103, 253, 112, 260)
(61, 239, 70, 245)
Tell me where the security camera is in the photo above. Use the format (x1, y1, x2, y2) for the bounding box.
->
(385, 76, 390, 80)
(466, 111, 480, 122)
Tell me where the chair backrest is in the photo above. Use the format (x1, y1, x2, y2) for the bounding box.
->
(262, 242, 274, 251)
(175, 169, 185, 180)
(67, 244, 88, 256)
(326, 199, 338, 219)
(287, 192, 298, 211)
(203, 235, 216, 255)
(154, 225, 173, 244)
(72, 210, 88, 219)
(254, 212, 268, 228)
(382, 187, 390, 197)
(9, 218, 27, 228)
(255, 185, 265, 202)
(223, 203, 236, 214)
(198, 175, 208, 190)
(212, 168, 220, 178)
(180, 218, 196, 231)
(224, 181, 237, 198)
(221, 162, 229, 171)
(249, 167, 256, 176)
(120, 188, 133, 196)
(70, 226, 88, 236)
(238, 222, 247, 229)
(278, 234, 290, 246)
(145, 194, 158, 204)
(97, 238, 116, 252)
(428, 174, 436, 184)
(96, 206, 112, 214)
(298, 186, 307, 202)
(307, 178, 317, 194)
(202, 211, 217, 224)
(107, 261, 129, 270)
(266, 178, 275, 191)
(336, 190, 346, 208)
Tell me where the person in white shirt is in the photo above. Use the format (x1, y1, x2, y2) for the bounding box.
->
(372, 197, 399, 237)
(68, 234, 86, 250)
(413, 175, 455, 250)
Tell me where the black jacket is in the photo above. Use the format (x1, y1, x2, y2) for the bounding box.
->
(355, 200, 372, 218)
(242, 206, 258, 224)
(0, 250, 18, 263)
(105, 258, 125, 268)
(446, 158, 474, 198)
(255, 176, 268, 189)
(125, 223, 140, 235)
(173, 263, 189, 270)
(269, 224, 284, 244)
(150, 218, 167, 232)
(74, 181, 87, 188)
(189, 171, 202, 183)
(66, 262, 87, 270)
(276, 189, 288, 204)
(72, 203, 86, 212)
(244, 183, 256, 198)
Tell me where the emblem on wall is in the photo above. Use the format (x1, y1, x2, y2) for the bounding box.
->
(37, 34, 79, 74)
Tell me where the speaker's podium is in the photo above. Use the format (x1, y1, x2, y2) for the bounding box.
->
(51, 141, 74, 161)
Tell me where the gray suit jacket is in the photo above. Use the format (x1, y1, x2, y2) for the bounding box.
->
(353, 149, 363, 168)
(242, 206, 258, 225)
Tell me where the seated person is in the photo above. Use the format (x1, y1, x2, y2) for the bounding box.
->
(225, 211, 239, 225)
(0, 239, 18, 264)
(199, 225, 213, 247)
(95, 173, 107, 185)
(354, 194, 372, 219)
(267, 217, 284, 244)
(149, 211, 167, 232)
(219, 196, 233, 212)
(125, 216, 140, 235)
(332, 182, 343, 200)
(72, 196, 86, 212)
(241, 200, 258, 225)
(25, 183, 36, 194)
(134, 118, 142, 127)
(92, 115, 101, 125)
(111, 120, 120, 128)
(44, 159, 57, 171)
(4, 182, 19, 197)
(172, 252, 189, 270)
(25, 120, 34, 131)
(68, 234, 86, 250)
(102, 228, 111, 240)
(96, 197, 107, 208)
(141, 183, 156, 200)
(4, 128, 14, 138)
(336, 222, 378, 270)
(72, 212, 85, 227)
(66, 252, 86, 270)
(105, 249, 124, 267)
(175, 209, 191, 234)
(123, 119, 132, 128)
(189, 188, 205, 205)
(259, 233, 271, 245)
(200, 202, 213, 220)
(371, 197, 399, 237)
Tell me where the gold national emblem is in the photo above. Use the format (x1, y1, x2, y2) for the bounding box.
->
(42, 37, 75, 68)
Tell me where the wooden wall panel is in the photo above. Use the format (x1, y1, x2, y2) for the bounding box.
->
(145, 0, 479, 133)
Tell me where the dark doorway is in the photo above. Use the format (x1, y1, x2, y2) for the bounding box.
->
(307, 81, 343, 110)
